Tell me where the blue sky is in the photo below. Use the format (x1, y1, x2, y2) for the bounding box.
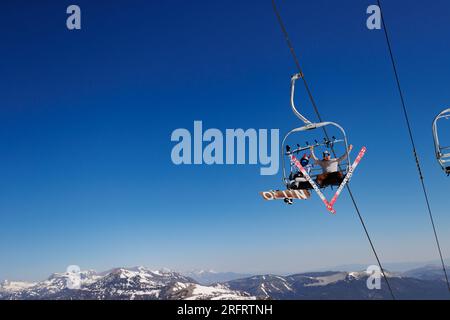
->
(1, 0, 450, 281)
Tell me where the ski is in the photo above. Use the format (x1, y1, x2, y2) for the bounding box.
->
(290, 154, 335, 214)
(260, 189, 311, 201)
(328, 147, 367, 208)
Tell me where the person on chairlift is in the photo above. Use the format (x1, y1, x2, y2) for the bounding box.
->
(310, 144, 353, 187)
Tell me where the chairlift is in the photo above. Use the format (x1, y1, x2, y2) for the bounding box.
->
(432, 108, 450, 175)
(281, 73, 351, 191)
(261, 73, 366, 213)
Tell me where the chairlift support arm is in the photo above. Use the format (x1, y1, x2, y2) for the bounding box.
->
(290, 73, 312, 125)
(432, 108, 450, 174)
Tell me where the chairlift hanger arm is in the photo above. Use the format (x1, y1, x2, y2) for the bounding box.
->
(432, 108, 450, 159)
(290, 73, 312, 125)
(436, 108, 450, 120)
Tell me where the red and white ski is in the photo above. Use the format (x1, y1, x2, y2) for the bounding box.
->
(290, 147, 367, 214)
(290, 154, 335, 214)
(328, 147, 366, 208)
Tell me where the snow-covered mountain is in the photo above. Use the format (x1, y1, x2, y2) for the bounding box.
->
(0, 267, 255, 300)
(402, 265, 449, 281)
(2, 265, 449, 300)
(225, 270, 449, 300)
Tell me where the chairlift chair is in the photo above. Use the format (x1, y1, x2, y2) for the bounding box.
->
(281, 73, 351, 190)
(432, 108, 450, 175)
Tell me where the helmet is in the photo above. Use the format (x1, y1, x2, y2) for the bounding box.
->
(300, 154, 309, 166)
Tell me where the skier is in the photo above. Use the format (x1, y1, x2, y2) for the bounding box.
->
(300, 154, 312, 172)
(309, 145, 353, 187)
(288, 154, 312, 190)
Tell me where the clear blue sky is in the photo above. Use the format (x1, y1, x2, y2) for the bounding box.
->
(1, 0, 450, 281)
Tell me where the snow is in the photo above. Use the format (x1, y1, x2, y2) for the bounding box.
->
(1, 281, 36, 292)
(1, 267, 255, 300)
(183, 283, 255, 300)
(282, 281, 294, 291)
(260, 283, 268, 296)
(115, 289, 160, 299)
(305, 272, 348, 287)
(348, 271, 367, 279)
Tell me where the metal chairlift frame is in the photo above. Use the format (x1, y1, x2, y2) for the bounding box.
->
(432, 108, 450, 175)
(281, 73, 352, 188)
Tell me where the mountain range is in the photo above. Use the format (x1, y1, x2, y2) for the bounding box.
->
(0, 267, 254, 300)
(1, 265, 449, 300)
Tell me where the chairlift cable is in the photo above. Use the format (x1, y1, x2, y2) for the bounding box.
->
(271, 0, 396, 299)
(377, 0, 450, 292)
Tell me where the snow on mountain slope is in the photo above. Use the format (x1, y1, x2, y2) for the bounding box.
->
(1, 270, 101, 299)
(166, 282, 255, 300)
(2, 265, 449, 300)
(304, 272, 348, 287)
(0, 267, 255, 300)
(226, 270, 449, 300)
(224, 274, 296, 299)
(0, 281, 37, 292)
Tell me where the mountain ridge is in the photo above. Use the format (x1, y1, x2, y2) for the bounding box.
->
(1, 265, 449, 300)
(0, 266, 254, 300)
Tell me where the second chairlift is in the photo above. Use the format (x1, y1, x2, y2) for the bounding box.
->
(432, 108, 450, 175)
